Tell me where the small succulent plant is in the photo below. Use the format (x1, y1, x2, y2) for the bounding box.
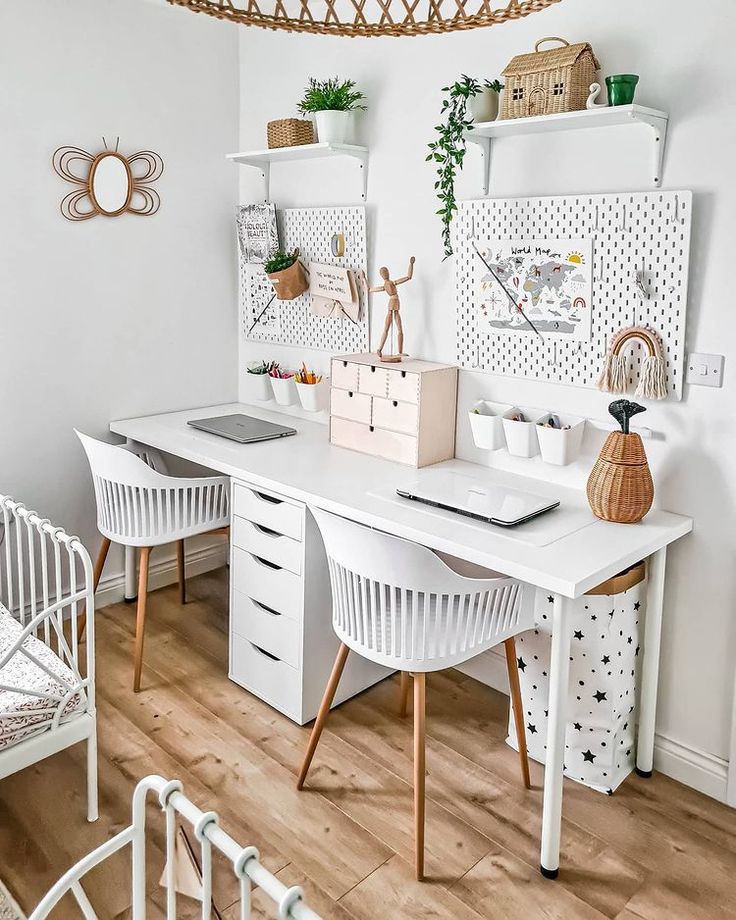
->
(608, 399, 646, 434)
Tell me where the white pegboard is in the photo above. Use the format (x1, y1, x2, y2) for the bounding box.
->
(241, 205, 369, 352)
(455, 191, 692, 399)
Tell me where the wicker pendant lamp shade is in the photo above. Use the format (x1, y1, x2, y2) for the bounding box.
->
(168, 0, 561, 38)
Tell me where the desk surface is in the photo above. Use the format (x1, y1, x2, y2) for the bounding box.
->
(111, 403, 692, 598)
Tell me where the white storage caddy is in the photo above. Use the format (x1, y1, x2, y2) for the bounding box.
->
(228, 479, 389, 724)
(536, 413, 585, 466)
(502, 407, 543, 458)
(468, 400, 508, 451)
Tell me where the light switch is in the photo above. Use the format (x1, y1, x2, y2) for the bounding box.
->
(686, 353, 724, 388)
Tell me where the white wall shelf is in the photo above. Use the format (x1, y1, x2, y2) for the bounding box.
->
(227, 142, 369, 202)
(466, 105, 669, 194)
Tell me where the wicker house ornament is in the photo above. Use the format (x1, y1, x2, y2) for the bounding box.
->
(501, 37, 599, 119)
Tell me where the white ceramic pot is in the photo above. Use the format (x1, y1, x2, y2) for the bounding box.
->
(536, 414, 586, 466)
(468, 89, 500, 124)
(315, 110, 352, 144)
(468, 400, 509, 451)
(243, 372, 273, 402)
(502, 407, 542, 458)
(270, 375, 297, 407)
(296, 378, 328, 412)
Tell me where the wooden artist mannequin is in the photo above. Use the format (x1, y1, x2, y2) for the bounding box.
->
(365, 257, 415, 363)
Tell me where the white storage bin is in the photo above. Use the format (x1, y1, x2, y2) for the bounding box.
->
(536, 414, 586, 466)
(243, 372, 273, 402)
(502, 407, 541, 458)
(468, 400, 509, 451)
(270, 375, 297, 406)
(295, 378, 328, 412)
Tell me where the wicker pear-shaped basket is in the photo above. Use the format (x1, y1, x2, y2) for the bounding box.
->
(587, 431, 654, 524)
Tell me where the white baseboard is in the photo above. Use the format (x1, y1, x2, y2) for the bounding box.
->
(95, 540, 228, 609)
(456, 648, 731, 804)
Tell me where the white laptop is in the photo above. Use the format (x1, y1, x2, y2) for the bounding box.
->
(396, 470, 559, 527)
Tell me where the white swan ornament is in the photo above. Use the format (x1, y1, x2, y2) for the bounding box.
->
(586, 82, 608, 110)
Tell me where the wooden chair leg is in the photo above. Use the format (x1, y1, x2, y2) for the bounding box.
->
(79, 537, 111, 641)
(413, 672, 426, 882)
(400, 671, 411, 717)
(133, 547, 152, 693)
(505, 637, 531, 790)
(297, 643, 350, 790)
(177, 539, 186, 605)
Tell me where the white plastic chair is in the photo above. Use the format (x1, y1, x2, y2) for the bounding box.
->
(30, 774, 322, 920)
(297, 508, 535, 881)
(76, 432, 230, 691)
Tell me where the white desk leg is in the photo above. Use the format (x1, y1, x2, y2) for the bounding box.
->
(636, 546, 667, 777)
(540, 593, 572, 879)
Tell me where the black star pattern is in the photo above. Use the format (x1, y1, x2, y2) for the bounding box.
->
(634, 601, 641, 611)
(573, 722, 582, 731)
(547, 595, 554, 603)
(573, 630, 584, 640)
(627, 636, 633, 644)
(591, 614, 597, 621)
(602, 655, 610, 665)
(527, 723, 538, 734)
(593, 690, 607, 703)
(582, 749, 596, 763)
(517, 657, 527, 672)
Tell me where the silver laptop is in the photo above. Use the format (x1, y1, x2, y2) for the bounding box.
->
(396, 471, 559, 527)
(187, 413, 296, 444)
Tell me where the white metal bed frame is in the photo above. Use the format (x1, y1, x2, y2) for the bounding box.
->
(30, 774, 323, 920)
(0, 494, 97, 820)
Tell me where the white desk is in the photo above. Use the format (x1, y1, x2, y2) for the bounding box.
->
(111, 402, 692, 878)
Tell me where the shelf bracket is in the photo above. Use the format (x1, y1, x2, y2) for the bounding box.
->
(467, 135, 491, 196)
(630, 110, 668, 187)
(339, 149, 368, 201)
(260, 162, 270, 203)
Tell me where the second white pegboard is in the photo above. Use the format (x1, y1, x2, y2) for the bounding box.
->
(241, 205, 369, 353)
(455, 191, 692, 399)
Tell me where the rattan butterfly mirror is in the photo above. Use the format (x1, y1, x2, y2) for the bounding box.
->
(52, 138, 164, 221)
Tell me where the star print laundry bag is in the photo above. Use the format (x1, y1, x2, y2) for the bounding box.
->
(507, 562, 646, 794)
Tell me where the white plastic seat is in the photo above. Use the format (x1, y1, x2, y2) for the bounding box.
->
(76, 431, 230, 691)
(297, 508, 535, 881)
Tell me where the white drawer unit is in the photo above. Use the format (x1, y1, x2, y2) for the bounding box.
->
(229, 478, 390, 724)
(232, 515, 302, 576)
(329, 353, 458, 468)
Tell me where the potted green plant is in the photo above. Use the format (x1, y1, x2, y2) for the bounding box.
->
(427, 76, 502, 258)
(468, 79, 504, 123)
(264, 248, 308, 300)
(297, 76, 367, 145)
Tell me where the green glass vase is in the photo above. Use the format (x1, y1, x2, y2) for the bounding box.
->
(605, 74, 639, 107)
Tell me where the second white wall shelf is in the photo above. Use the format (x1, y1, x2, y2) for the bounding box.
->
(227, 142, 369, 202)
(466, 105, 669, 194)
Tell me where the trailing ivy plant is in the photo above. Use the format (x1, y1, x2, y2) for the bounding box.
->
(427, 76, 503, 258)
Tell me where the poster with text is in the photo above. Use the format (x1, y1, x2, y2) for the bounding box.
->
(476, 238, 593, 341)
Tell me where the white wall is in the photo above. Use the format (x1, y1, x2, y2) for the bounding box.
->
(238, 0, 736, 795)
(0, 0, 239, 585)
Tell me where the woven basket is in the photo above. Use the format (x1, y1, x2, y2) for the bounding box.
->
(267, 119, 314, 149)
(500, 37, 599, 120)
(586, 432, 654, 524)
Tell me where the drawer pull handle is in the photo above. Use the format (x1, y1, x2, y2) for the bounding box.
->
(253, 490, 282, 505)
(369, 425, 375, 432)
(253, 522, 280, 537)
(250, 642, 280, 662)
(348, 391, 354, 398)
(401, 370, 407, 378)
(370, 366, 377, 373)
(392, 400, 398, 407)
(252, 598, 281, 617)
(253, 554, 282, 571)
(342, 360, 348, 367)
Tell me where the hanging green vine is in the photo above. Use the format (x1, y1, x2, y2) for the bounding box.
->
(427, 76, 503, 258)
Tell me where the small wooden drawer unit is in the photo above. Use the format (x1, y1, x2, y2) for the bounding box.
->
(229, 478, 389, 724)
(329, 353, 458, 468)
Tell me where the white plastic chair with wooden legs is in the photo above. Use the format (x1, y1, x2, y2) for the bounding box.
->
(76, 432, 230, 692)
(297, 508, 535, 881)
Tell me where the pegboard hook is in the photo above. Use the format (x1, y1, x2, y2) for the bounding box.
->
(548, 342, 558, 368)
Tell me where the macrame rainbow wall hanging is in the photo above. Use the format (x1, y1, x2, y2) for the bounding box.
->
(597, 325, 667, 401)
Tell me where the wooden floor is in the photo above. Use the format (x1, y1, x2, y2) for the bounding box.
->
(1, 570, 735, 919)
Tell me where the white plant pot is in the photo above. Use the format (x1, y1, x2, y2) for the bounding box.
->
(468, 89, 500, 124)
(502, 407, 542, 458)
(315, 110, 352, 144)
(468, 400, 509, 451)
(243, 372, 273, 402)
(296, 378, 328, 412)
(536, 414, 586, 466)
(270, 376, 297, 406)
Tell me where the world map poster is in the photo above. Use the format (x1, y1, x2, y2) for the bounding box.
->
(476, 238, 593, 341)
